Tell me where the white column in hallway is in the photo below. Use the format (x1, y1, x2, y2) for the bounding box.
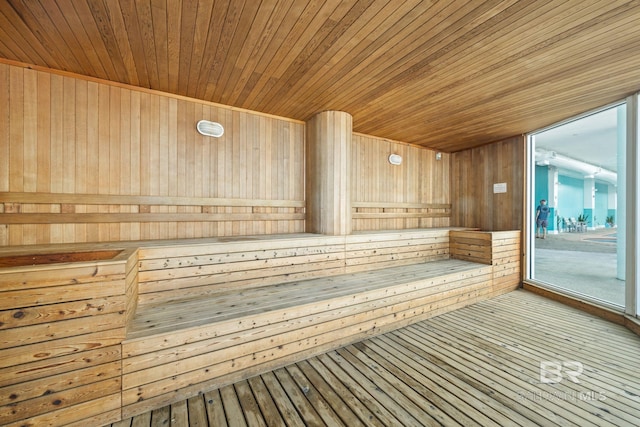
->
(547, 166, 559, 232)
(607, 184, 617, 225)
(583, 176, 595, 230)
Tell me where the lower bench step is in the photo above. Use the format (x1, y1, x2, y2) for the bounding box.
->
(121, 259, 509, 417)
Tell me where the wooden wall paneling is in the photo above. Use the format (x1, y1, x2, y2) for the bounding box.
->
(8, 67, 24, 247)
(417, 148, 427, 228)
(259, 114, 270, 234)
(260, 118, 269, 236)
(201, 105, 212, 237)
(129, 90, 141, 197)
(0, 62, 310, 246)
(199, 104, 209, 201)
(245, 114, 255, 239)
(168, 98, 178, 197)
(119, 88, 131, 241)
(139, 89, 151, 207)
(86, 81, 99, 193)
(148, 92, 160, 198)
(175, 97, 187, 242)
(230, 110, 241, 235)
(9, 65, 23, 193)
(75, 79, 88, 243)
(477, 142, 491, 231)
(63, 75, 75, 195)
(277, 121, 285, 234)
(157, 96, 169, 239)
(248, 110, 257, 234)
(0, 64, 9, 196)
(404, 144, 416, 229)
(450, 148, 469, 227)
(294, 122, 305, 232)
(108, 86, 120, 241)
(247, 113, 258, 235)
(350, 134, 450, 231)
(23, 69, 37, 193)
(276, 116, 285, 202)
(476, 146, 490, 230)
(500, 137, 526, 232)
(279, 122, 296, 233)
(220, 108, 233, 227)
(230, 109, 240, 201)
(450, 136, 525, 231)
(159, 95, 171, 199)
(267, 114, 277, 202)
(1, 66, 9, 247)
(493, 136, 524, 232)
(97, 82, 110, 195)
(21, 70, 35, 245)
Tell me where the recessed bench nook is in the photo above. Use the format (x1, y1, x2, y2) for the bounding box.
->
(0, 228, 520, 426)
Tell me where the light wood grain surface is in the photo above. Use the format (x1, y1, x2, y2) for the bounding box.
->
(1, 1, 638, 149)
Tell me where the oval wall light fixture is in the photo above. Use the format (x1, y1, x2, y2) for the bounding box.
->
(388, 153, 402, 165)
(197, 120, 224, 137)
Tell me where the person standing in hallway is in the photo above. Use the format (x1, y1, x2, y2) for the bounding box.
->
(536, 199, 550, 239)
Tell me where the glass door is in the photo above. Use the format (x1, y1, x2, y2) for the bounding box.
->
(527, 104, 626, 308)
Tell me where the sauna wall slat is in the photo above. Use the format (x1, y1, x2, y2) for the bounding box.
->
(450, 136, 525, 232)
(0, 62, 305, 245)
(351, 133, 451, 231)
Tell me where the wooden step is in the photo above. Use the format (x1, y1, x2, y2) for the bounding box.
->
(120, 259, 497, 417)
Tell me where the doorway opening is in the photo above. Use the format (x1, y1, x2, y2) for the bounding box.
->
(528, 104, 626, 308)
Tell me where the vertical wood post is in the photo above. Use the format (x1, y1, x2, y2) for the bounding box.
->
(306, 111, 352, 235)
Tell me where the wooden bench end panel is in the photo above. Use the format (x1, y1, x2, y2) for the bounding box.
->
(0, 256, 129, 426)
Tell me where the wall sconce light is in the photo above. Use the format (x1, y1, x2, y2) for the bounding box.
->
(435, 152, 442, 160)
(196, 120, 224, 137)
(388, 153, 402, 165)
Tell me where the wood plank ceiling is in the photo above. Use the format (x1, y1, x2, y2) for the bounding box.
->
(0, 0, 639, 152)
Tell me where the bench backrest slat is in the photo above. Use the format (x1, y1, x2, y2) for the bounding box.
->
(137, 230, 455, 306)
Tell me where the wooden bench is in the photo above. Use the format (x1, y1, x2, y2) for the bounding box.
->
(121, 229, 520, 417)
(0, 246, 139, 427)
(0, 228, 521, 426)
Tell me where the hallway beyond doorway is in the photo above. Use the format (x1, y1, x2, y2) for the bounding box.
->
(534, 229, 623, 306)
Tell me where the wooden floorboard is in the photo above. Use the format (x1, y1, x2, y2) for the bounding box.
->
(111, 290, 640, 426)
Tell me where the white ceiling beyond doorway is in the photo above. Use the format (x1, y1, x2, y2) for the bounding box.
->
(534, 106, 621, 175)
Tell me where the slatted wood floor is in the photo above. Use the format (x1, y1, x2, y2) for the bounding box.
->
(110, 290, 640, 427)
